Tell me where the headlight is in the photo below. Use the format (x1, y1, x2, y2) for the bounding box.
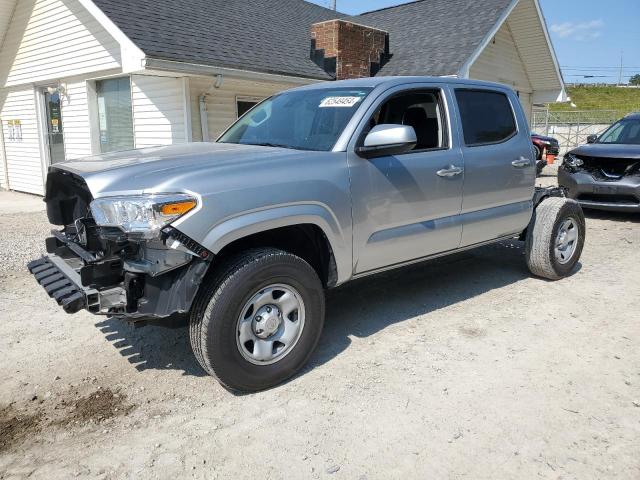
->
(90, 194, 197, 239)
(563, 154, 584, 168)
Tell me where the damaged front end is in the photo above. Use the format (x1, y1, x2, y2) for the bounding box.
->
(562, 153, 640, 180)
(28, 169, 211, 322)
(559, 152, 640, 211)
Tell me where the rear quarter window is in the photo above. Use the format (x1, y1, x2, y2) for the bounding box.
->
(455, 89, 517, 146)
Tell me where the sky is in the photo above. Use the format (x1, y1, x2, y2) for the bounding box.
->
(307, 0, 640, 84)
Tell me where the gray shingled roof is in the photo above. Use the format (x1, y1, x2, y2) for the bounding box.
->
(92, 0, 512, 80)
(92, 0, 346, 80)
(357, 0, 513, 76)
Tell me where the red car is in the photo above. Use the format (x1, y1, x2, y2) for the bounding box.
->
(531, 132, 560, 175)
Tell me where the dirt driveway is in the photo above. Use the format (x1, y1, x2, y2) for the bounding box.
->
(1, 172, 639, 479)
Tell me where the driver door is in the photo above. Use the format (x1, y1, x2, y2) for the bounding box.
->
(347, 85, 465, 274)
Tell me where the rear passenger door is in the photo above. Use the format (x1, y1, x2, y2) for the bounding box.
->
(453, 87, 535, 247)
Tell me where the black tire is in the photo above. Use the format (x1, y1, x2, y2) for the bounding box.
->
(525, 197, 585, 280)
(189, 248, 325, 392)
(534, 145, 545, 176)
(533, 145, 542, 160)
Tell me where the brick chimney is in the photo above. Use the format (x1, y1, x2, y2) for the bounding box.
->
(310, 19, 390, 80)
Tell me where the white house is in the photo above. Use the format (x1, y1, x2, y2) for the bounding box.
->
(0, 0, 564, 195)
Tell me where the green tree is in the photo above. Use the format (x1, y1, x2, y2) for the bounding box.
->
(630, 74, 640, 86)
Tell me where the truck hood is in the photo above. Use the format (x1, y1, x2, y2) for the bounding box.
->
(51, 142, 306, 197)
(569, 143, 640, 160)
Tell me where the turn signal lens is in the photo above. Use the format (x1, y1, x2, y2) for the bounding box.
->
(160, 200, 197, 216)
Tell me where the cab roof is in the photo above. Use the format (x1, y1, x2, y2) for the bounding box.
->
(289, 76, 515, 92)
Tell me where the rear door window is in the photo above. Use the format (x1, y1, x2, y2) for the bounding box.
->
(455, 89, 517, 146)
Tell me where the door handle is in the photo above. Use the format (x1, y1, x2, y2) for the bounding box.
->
(436, 165, 463, 177)
(511, 157, 531, 168)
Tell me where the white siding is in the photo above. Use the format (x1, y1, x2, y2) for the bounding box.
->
(0, 0, 121, 87)
(189, 76, 303, 141)
(60, 80, 92, 159)
(518, 92, 533, 122)
(469, 21, 533, 121)
(0, 88, 44, 194)
(131, 75, 186, 148)
(507, 0, 562, 90)
(469, 22, 532, 94)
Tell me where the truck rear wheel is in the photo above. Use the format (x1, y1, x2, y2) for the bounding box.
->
(525, 197, 585, 280)
(189, 248, 325, 392)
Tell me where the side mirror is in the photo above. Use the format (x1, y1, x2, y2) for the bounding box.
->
(356, 124, 417, 158)
(586, 134, 598, 144)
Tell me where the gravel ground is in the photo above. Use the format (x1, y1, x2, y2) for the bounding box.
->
(0, 211, 50, 274)
(1, 171, 639, 479)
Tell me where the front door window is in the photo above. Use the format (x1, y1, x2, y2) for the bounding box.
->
(349, 87, 464, 273)
(44, 89, 65, 163)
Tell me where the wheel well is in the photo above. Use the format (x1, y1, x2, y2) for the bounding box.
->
(215, 224, 338, 287)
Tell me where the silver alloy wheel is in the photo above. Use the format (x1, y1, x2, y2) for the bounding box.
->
(236, 284, 305, 365)
(554, 217, 579, 264)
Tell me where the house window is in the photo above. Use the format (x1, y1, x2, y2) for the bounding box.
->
(95, 77, 134, 153)
(236, 96, 263, 118)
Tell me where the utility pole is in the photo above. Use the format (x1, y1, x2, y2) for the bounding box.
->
(330, 0, 336, 10)
(618, 50, 624, 85)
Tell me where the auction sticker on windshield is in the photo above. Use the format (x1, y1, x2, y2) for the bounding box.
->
(319, 96, 363, 108)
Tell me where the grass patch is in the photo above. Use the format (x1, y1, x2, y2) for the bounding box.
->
(549, 86, 640, 118)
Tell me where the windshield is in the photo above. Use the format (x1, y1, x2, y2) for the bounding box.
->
(597, 118, 640, 145)
(218, 87, 373, 151)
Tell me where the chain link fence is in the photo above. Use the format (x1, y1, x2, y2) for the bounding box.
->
(531, 108, 619, 155)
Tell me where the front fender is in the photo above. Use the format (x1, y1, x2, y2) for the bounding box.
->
(200, 203, 351, 284)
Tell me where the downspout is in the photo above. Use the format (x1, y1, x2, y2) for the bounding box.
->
(0, 117, 8, 189)
(198, 94, 209, 142)
(198, 74, 224, 142)
(0, 2, 18, 190)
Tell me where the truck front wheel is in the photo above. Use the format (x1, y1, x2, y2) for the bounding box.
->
(525, 197, 585, 280)
(189, 248, 325, 392)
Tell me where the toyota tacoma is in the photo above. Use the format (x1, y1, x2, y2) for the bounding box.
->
(28, 77, 586, 392)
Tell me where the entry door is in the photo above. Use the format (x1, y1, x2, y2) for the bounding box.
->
(348, 86, 465, 274)
(43, 89, 65, 164)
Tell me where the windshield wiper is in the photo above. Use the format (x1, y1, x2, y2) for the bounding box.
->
(244, 142, 318, 151)
(245, 142, 295, 149)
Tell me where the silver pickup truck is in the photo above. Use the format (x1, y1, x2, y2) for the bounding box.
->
(29, 77, 585, 391)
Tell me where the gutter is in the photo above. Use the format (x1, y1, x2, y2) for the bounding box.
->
(197, 74, 224, 142)
(142, 58, 324, 86)
(198, 93, 210, 142)
(0, 115, 9, 189)
(531, 0, 566, 99)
